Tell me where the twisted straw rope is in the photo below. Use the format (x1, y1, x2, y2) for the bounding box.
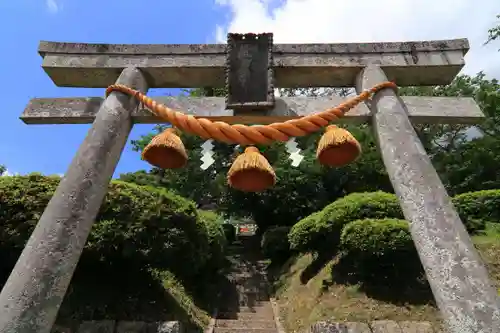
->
(105, 81, 397, 145)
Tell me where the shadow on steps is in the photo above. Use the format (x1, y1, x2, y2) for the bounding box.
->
(215, 235, 276, 325)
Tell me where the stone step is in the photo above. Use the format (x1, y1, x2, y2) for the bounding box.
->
(237, 291, 270, 297)
(229, 273, 268, 278)
(237, 295, 271, 304)
(230, 281, 268, 287)
(236, 286, 269, 292)
(219, 302, 273, 312)
(221, 286, 270, 299)
(217, 311, 275, 321)
(239, 304, 273, 314)
(214, 328, 276, 333)
(238, 301, 271, 308)
(216, 320, 276, 329)
(230, 279, 269, 285)
(230, 280, 269, 286)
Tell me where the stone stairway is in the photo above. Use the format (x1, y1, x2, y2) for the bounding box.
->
(212, 236, 279, 333)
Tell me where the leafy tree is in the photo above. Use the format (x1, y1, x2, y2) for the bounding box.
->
(486, 14, 500, 49)
(125, 124, 235, 207)
(0, 165, 5, 176)
(402, 73, 500, 194)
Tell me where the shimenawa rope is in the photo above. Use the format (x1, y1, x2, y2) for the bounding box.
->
(105, 81, 397, 145)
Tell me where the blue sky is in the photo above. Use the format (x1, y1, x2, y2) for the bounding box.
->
(0, 0, 232, 178)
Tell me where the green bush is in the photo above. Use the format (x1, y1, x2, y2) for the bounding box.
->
(289, 192, 403, 254)
(339, 218, 422, 282)
(198, 210, 227, 268)
(261, 226, 291, 261)
(340, 219, 414, 256)
(222, 223, 236, 244)
(452, 190, 500, 233)
(0, 174, 216, 280)
(287, 211, 323, 253)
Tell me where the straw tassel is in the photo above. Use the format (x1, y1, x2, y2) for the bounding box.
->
(142, 128, 188, 169)
(227, 146, 276, 192)
(316, 125, 361, 167)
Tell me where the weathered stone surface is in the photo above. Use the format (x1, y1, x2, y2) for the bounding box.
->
(344, 322, 372, 333)
(370, 320, 402, 333)
(76, 321, 115, 333)
(356, 64, 500, 333)
(226, 33, 275, 110)
(310, 321, 371, 333)
(399, 321, 434, 333)
(38, 39, 469, 55)
(21, 95, 483, 126)
(37, 39, 469, 88)
(0, 67, 149, 333)
(155, 321, 182, 333)
(214, 329, 275, 333)
(216, 319, 275, 329)
(217, 312, 274, 320)
(51, 324, 73, 333)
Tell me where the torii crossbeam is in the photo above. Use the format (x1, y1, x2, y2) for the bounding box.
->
(1, 34, 499, 333)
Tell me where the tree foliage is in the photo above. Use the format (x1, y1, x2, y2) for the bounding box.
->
(486, 14, 500, 49)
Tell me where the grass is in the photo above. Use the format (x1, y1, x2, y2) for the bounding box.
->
(472, 226, 500, 294)
(272, 226, 500, 333)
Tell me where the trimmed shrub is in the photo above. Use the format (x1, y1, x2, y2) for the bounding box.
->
(0, 174, 215, 280)
(452, 190, 500, 233)
(339, 218, 422, 282)
(340, 219, 414, 257)
(287, 211, 324, 253)
(289, 192, 403, 254)
(0, 173, 61, 252)
(261, 226, 291, 261)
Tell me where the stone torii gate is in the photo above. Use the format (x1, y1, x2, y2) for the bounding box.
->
(0, 34, 499, 333)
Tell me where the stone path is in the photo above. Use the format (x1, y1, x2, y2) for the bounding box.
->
(212, 236, 279, 333)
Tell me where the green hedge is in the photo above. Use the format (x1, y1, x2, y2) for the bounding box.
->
(452, 189, 500, 232)
(339, 218, 422, 282)
(288, 192, 403, 254)
(261, 226, 291, 261)
(0, 174, 222, 281)
(287, 189, 495, 256)
(340, 219, 414, 256)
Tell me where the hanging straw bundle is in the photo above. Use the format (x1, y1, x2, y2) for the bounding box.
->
(142, 128, 188, 169)
(316, 125, 361, 167)
(227, 146, 276, 192)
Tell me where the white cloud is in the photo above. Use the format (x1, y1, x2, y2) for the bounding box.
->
(214, 0, 500, 78)
(1, 169, 18, 177)
(46, 0, 59, 13)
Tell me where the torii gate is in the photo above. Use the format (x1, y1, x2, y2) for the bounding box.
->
(0, 34, 499, 333)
